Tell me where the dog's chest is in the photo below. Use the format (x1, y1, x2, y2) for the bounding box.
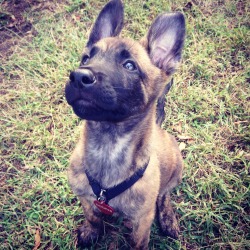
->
(85, 133, 133, 187)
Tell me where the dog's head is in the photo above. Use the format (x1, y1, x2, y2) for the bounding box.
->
(65, 0, 185, 122)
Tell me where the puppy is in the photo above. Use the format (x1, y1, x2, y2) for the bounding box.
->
(65, 0, 185, 249)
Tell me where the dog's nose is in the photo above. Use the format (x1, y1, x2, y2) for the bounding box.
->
(69, 69, 96, 88)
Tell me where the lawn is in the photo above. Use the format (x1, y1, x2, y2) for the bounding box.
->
(0, 0, 249, 249)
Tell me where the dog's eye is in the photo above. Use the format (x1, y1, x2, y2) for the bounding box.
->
(82, 55, 90, 65)
(123, 61, 136, 71)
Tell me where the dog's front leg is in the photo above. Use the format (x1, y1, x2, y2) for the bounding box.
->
(130, 208, 155, 250)
(77, 196, 103, 247)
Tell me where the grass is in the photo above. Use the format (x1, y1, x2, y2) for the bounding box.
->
(0, 0, 249, 249)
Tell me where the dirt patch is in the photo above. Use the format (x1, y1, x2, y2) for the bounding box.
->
(0, 0, 33, 40)
(0, 0, 61, 59)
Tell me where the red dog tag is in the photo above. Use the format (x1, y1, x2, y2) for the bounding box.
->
(94, 200, 114, 215)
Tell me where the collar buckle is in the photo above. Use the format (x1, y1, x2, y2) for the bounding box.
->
(98, 189, 107, 202)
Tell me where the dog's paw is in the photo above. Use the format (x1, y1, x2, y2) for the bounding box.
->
(159, 213, 180, 239)
(162, 223, 180, 240)
(77, 223, 100, 248)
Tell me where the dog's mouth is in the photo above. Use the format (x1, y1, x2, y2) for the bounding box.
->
(72, 99, 128, 122)
(66, 82, 117, 109)
(67, 92, 94, 108)
(65, 81, 129, 122)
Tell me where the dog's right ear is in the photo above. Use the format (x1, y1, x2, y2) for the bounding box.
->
(141, 13, 186, 75)
(87, 0, 124, 48)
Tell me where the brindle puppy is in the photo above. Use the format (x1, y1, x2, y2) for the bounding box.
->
(65, 0, 185, 249)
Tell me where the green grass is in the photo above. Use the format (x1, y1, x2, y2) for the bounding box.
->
(0, 0, 249, 249)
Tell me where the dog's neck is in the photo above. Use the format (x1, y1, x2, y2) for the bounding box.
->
(83, 110, 154, 188)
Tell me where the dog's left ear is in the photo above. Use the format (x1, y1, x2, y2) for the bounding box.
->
(87, 0, 124, 48)
(142, 13, 186, 75)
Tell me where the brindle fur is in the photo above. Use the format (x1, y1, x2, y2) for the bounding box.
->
(65, 0, 185, 249)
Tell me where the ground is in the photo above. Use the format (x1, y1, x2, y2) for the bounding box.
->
(0, 0, 249, 249)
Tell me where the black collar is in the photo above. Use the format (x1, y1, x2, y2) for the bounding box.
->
(85, 159, 149, 203)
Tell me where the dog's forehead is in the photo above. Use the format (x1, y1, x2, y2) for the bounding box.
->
(96, 37, 147, 58)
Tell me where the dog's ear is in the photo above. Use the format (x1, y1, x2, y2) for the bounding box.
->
(142, 13, 185, 75)
(87, 0, 124, 48)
